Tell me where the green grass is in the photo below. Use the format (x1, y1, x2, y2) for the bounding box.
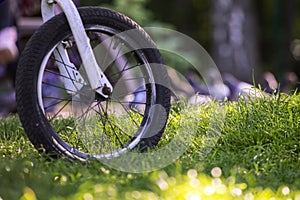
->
(1, 92, 300, 199)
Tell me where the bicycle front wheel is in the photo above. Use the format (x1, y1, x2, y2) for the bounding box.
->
(16, 7, 171, 160)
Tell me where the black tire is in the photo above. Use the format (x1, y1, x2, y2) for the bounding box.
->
(16, 7, 171, 160)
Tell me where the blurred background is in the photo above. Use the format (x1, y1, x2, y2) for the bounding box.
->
(81, 0, 300, 90)
(0, 0, 300, 116)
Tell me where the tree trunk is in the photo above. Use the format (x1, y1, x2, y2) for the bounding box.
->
(211, 0, 259, 82)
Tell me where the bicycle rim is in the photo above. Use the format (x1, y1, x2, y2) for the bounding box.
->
(36, 26, 158, 159)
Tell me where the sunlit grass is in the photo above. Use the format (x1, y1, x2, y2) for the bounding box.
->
(1, 92, 300, 199)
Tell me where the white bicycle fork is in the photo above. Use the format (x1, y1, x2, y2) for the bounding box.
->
(41, 0, 113, 97)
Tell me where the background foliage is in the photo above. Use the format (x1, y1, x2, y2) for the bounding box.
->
(80, 0, 300, 85)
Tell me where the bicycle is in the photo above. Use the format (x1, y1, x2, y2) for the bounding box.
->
(16, 0, 171, 161)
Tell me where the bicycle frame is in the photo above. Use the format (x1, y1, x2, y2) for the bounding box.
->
(41, 0, 113, 97)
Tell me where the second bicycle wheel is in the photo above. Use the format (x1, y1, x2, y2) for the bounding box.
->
(16, 7, 171, 160)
